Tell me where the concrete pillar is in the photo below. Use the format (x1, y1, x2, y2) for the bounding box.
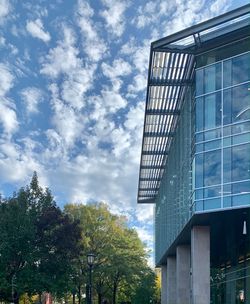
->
(161, 265, 167, 304)
(166, 256, 176, 304)
(176, 245, 191, 304)
(191, 226, 210, 304)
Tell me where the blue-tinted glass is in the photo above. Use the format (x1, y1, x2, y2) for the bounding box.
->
(223, 196, 232, 208)
(196, 143, 203, 152)
(223, 126, 231, 136)
(232, 133, 250, 145)
(232, 194, 250, 206)
(232, 180, 250, 194)
(232, 144, 250, 182)
(223, 59, 232, 88)
(195, 189, 203, 199)
(204, 128, 221, 140)
(223, 52, 250, 87)
(232, 122, 250, 134)
(204, 139, 221, 151)
(196, 69, 204, 96)
(195, 154, 203, 188)
(204, 198, 221, 210)
(204, 149, 221, 186)
(204, 186, 220, 198)
(196, 97, 203, 131)
(204, 92, 221, 130)
(204, 63, 221, 94)
(223, 137, 231, 147)
(232, 53, 250, 85)
(196, 133, 203, 142)
(223, 184, 231, 195)
(233, 84, 250, 123)
(195, 200, 203, 211)
(223, 89, 232, 125)
(223, 148, 232, 183)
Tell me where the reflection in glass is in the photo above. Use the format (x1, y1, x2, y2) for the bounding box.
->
(204, 63, 221, 94)
(204, 92, 221, 130)
(204, 149, 221, 186)
(232, 144, 250, 182)
(223, 83, 250, 125)
(223, 52, 250, 87)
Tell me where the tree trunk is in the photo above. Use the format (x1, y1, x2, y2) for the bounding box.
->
(98, 292, 102, 304)
(112, 282, 117, 304)
(13, 292, 19, 304)
(73, 292, 76, 304)
(77, 285, 81, 304)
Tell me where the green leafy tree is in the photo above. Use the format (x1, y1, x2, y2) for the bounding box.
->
(0, 172, 82, 302)
(64, 203, 156, 304)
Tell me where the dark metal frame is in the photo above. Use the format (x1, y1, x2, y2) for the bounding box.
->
(137, 4, 250, 204)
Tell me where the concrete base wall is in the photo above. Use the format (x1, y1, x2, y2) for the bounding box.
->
(161, 265, 167, 304)
(191, 226, 210, 304)
(176, 245, 191, 304)
(166, 256, 176, 304)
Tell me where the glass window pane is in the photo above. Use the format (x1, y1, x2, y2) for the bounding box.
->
(204, 186, 221, 198)
(204, 63, 221, 94)
(224, 83, 250, 125)
(196, 69, 204, 96)
(204, 92, 221, 130)
(204, 149, 221, 186)
(232, 194, 250, 207)
(232, 144, 250, 182)
(196, 97, 203, 131)
(195, 154, 203, 188)
(204, 198, 221, 210)
(232, 180, 250, 195)
(223, 148, 232, 183)
(223, 196, 232, 208)
(232, 52, 250, 85)
(195, 200, 203, 211)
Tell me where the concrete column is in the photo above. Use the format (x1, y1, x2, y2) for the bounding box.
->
(166, 256, 176, 304)
(176, 245, 191, 304)
(191, 226, 210, 304)
(161, 265, 167, 304)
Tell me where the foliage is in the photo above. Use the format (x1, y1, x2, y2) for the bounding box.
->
(64, 203, 158, 304)
(0, 172, 81, 302)
(0, 175, 158, 304)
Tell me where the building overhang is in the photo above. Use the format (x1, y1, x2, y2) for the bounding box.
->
(157, 206, 250, 267)
(137, 4, 250, 204)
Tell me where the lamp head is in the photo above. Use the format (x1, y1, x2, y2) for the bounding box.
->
(87, 253, 95, 266)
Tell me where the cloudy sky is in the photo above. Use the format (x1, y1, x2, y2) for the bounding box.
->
(0, 0, 248, 264)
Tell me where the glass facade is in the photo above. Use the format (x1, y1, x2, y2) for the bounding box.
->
(155, 86, 193, 262)
(193, 51, 250, 212)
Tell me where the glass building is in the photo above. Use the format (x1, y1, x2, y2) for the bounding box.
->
(137, 5, 250, 304)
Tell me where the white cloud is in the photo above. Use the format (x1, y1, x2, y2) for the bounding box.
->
(26, 19, 51, 42)
(41, 26, 80, 78)
(76, 0, 108, 62)
(0, 64, 18, 136)
(20, 87, 43, 114)
(102, 58, 132, 79)
(49, 83, 87, 148)
(0, 0, 10, 23)
(128, 74, 146, 93)
(100, 0, 128, 37)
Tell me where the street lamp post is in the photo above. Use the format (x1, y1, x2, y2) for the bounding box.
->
(87, 253, 95, 304)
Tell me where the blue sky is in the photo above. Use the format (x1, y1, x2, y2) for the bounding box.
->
(0, 0, 248, 265)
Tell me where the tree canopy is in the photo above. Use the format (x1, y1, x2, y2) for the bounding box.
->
(0, 173, 160, 304)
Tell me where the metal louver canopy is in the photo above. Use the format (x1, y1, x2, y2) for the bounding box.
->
(137, 4, 250, 204)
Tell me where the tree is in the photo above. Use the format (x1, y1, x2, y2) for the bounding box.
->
(64, 203, 156, 304)
(0, 172, 82, 302)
